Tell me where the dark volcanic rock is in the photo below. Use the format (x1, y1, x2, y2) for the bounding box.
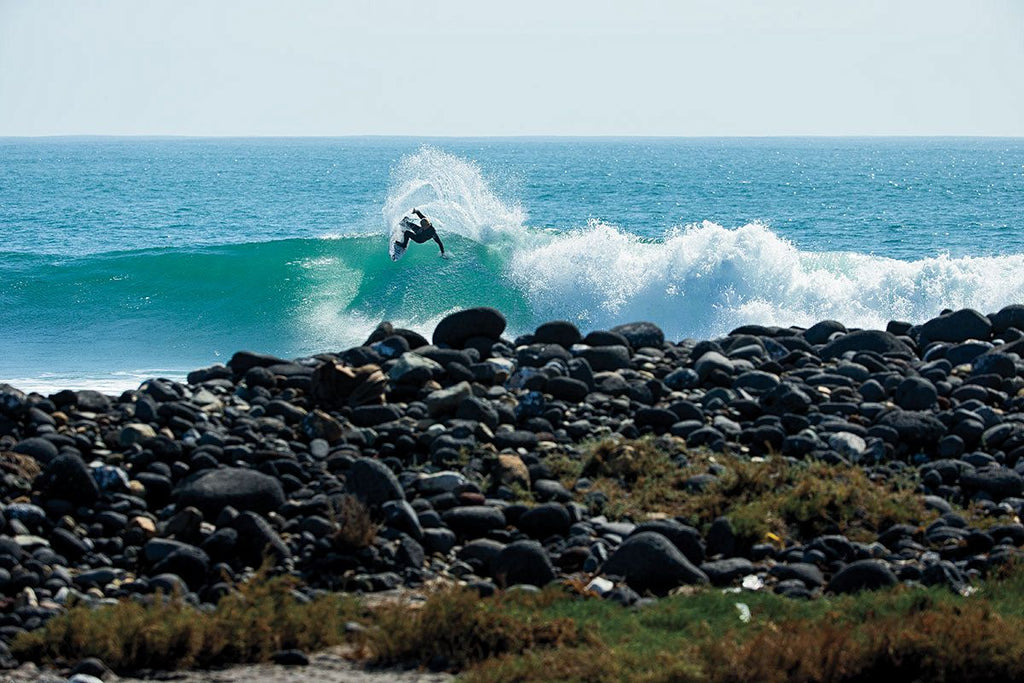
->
(827, 559, 898, 594)
(611, 322, 665, 349)
(12, 437, 59, 465)
(578, 346, 631, 372)
(918, 308, 992, 345)
(700, 557, 754, 586)
(875, 410, 946, 450)
(228, 351, 289, 377)
(310, 362, 386, 408)
(894, 376, 938, 410)
(233, 511, 291, 566)
(442, 505, 506, 540)
(493, 540, 556, 588)
(433, 307, 506, 348)
(176, 468, 285, 519)
(631, 520, 705, 565)
(534, 320, 582, 347)
(152, 545, 210, 590)
(990, 304, 1024, 335)
(346, 457, 404, 507)
(601, 531, 708, 595)
(961, 466, 1024, 500)
(803, 320, 847, 345)
(546, 376, 590, 402)
(516, 503, 571, 539)
(39, 454, 99, 505)
(820, 330, 914, 360)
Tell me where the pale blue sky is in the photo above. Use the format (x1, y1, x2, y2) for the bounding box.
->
(1, 0, 1022, 136)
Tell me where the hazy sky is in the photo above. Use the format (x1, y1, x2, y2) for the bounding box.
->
(1, 0, 1022, 136)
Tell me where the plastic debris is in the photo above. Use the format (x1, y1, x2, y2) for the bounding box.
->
(741, 574, 765, 591)
(735, 602, 751, 623)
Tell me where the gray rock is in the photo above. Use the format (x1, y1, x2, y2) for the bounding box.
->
(425, 381, 473, 417)
(387, 352, 443, 384)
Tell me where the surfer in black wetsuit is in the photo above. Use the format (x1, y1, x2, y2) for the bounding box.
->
(395, 208, 445, 256)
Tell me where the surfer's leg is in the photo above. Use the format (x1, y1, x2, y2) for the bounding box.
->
(394, 231, 416, 249)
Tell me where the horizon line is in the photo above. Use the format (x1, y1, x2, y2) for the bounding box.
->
(2, 133, 1023, 141)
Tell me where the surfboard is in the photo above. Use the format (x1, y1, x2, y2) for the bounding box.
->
(389, 216, 420, 261)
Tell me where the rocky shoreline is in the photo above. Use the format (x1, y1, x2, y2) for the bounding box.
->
(4, 305, 1024, 674)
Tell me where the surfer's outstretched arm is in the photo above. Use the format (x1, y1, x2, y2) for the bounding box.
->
(433, 233, 445, 256)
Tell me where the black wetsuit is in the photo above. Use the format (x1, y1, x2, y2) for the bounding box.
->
(396, 215, 445, 254)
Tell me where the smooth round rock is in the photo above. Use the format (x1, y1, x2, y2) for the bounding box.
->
(175, 468, 285, 519)
(492, 540, 556, 588)
(601, 531, 708, 595)
(827, 559, 898, 594)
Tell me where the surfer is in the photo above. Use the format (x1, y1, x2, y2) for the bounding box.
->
(394, 208, 445, 257)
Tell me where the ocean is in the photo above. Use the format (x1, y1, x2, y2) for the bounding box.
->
(2, 137, 1023, 392)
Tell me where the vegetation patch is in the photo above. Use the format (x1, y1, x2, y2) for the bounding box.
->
(572, 437, 931, 544)
(14, 564, 1024, 680)
(331, 494, 380, 549)
(368, 585, 583, 670)
(12, 574, 363, 672)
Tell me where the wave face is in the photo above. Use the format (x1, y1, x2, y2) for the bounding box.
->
(4, 140, 1024, 389)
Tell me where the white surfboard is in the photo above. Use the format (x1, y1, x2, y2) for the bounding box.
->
(389, 216, 420, 261)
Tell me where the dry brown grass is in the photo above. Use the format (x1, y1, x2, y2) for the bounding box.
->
(367, 586, 583, 671)
(697, 600, 1024, 683)
(331, 494, 380, 549)
(11, 573, 363, 672)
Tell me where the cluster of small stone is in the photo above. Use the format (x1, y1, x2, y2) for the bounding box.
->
(4, 305, 1024, 669)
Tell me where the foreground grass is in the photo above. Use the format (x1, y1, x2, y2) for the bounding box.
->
(14, 564, 1024, 681)
(465, 565, 1024, 682)
(12, 573, 365, 671)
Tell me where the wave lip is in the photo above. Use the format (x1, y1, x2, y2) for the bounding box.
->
(382, 146, 527, 246)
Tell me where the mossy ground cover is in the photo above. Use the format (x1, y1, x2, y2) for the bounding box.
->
(558, 436, 935, 546)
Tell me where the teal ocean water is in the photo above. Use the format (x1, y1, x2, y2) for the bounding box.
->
(2, 137, 1023, 391)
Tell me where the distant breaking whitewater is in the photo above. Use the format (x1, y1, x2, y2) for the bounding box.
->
(2, 138, 1023, 390)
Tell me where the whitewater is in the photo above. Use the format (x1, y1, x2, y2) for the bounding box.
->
(1, 137, 1023, 390)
